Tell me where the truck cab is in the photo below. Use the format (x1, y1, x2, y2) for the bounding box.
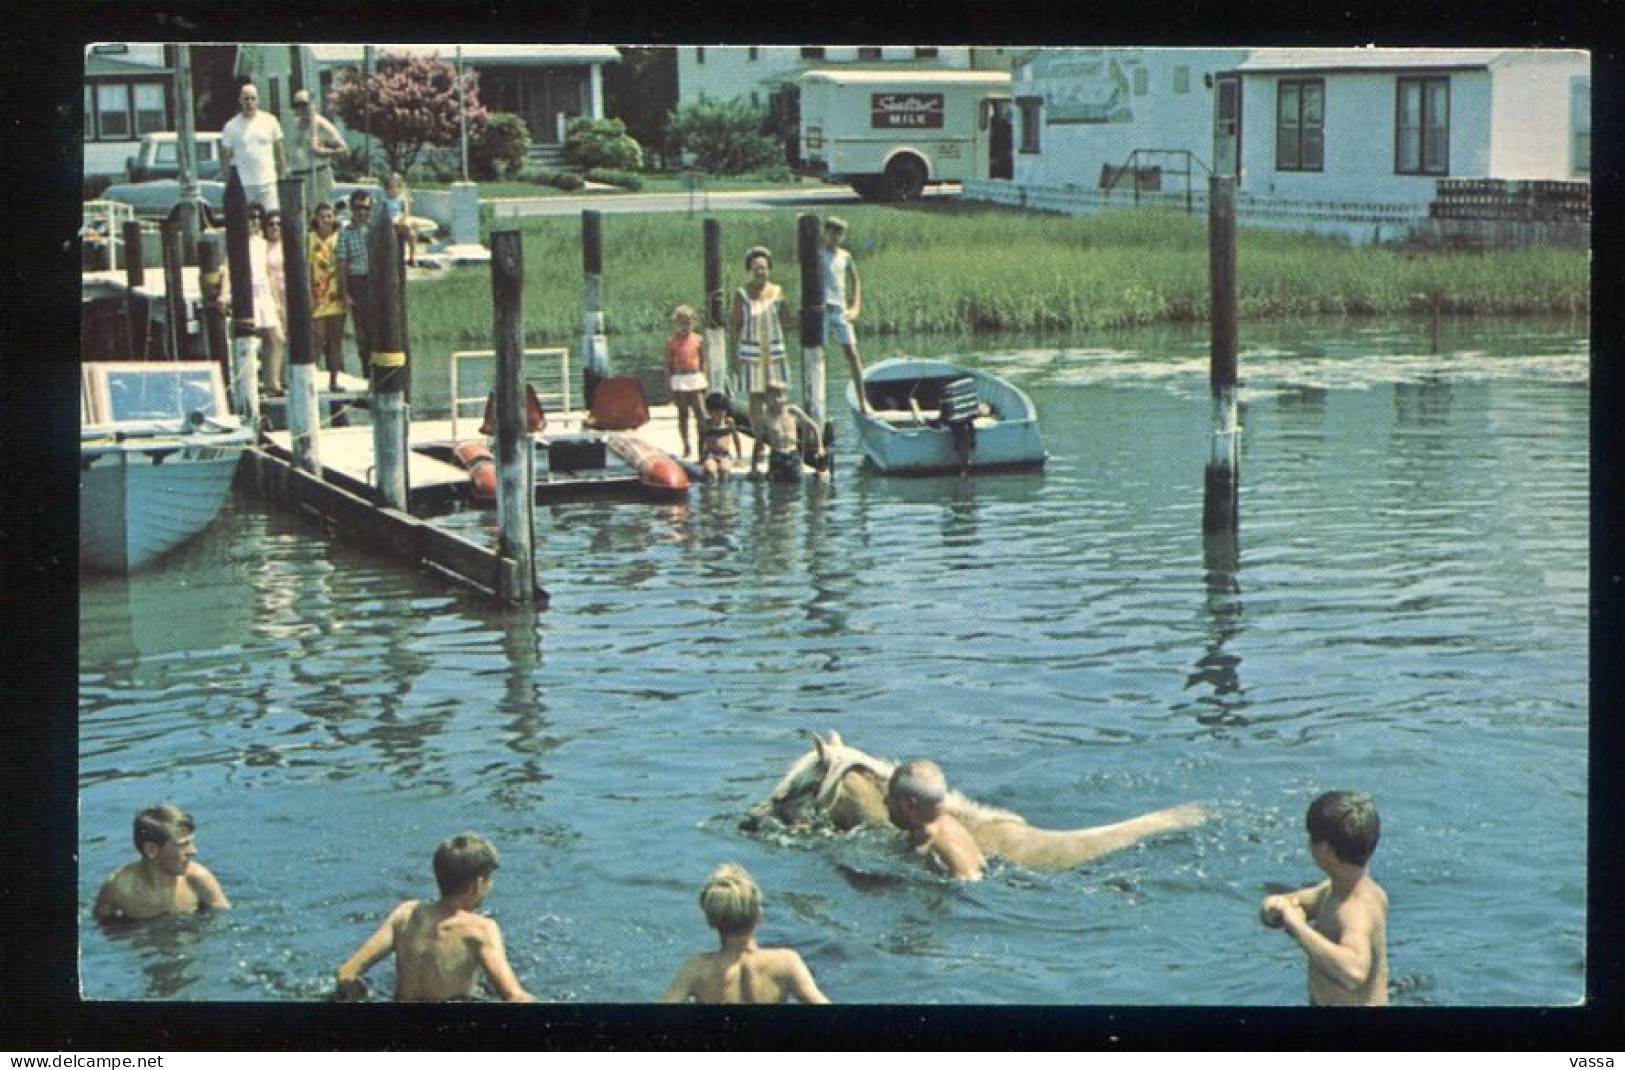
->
(126, 132, 224, 184)
(795, 69, 1012, 201)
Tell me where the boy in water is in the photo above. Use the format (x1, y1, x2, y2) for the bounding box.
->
(660, 863, 829, 1004)
(93, 804, 231, 922)
(1260, 790, 1389, 1006)
(884, 759, 985, 881)
(758, 380, 826, 482)
(335, 832, 536, 1002)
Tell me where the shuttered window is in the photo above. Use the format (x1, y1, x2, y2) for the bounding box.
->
(1572, 78, 1590, 177)
(1396, 77, 1449, 175)
(1276, 79, 1323, 172)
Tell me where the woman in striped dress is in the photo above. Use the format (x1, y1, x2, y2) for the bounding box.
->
(730, 246, 792, 477)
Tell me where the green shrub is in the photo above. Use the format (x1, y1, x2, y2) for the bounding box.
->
(585, 167, 643, 191)
(471, 112, 532, 180)
(544, 170, 584, 192)
(664, 96, 783, 175)
(563, 117, 644, 172)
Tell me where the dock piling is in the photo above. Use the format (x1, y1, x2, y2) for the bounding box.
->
(159, 219, 187, 359)
(491, 229, 542, 606)
(223, 168, 261, 423)
(197, 235, 229, 381)
(1204, 175, 1240, 535)
(797, 214, 827, 430)
(122, 220, 147, 357)
(369, 197, 410, 510)
(703, 218, 728, 396)
(279, 177, 322, 476)
(580, 210, 609, 408)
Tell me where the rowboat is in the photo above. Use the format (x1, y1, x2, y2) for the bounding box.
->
(847, 358, 1046, 475)
(80, 361, 255, 572)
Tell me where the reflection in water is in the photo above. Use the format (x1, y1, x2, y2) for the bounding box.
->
(1393, 376, 1453, 428)
(100, 914, 211, 998)
(493, 607, 559, 811)
(1180, 528, 1248, 728)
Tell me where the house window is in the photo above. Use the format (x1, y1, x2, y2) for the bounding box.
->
(83, 85, 93, 140)
(134, 84, 166, 135)
(857, 47, 882, 62)
(1017, 96, 1042, 154)
(1173, 66, 1190, 94)
(94, 83, 132, 139)
(1276, 79, 1324, 172)
(1572, 77, 1590, 177)
(915, 47, 939, 60)
(1396, 76, 1449, 176)
(801, 47, 825, 60)
(696, 47, 706, 65)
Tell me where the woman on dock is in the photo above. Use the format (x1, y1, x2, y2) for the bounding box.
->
(308, 203, 347, 393)
(730, 247, 792, 477)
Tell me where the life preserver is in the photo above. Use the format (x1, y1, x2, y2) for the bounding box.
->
(454, 440, 497, 501)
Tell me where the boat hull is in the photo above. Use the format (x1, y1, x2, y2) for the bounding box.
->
(80, 432, 252, 572)
(848, 358, 1046, 475)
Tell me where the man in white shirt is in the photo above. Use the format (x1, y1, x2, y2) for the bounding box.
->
(221, 81, 286, 211)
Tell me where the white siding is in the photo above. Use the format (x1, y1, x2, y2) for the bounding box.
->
(677, 45, 975, 107)
(1486, 52, 1590, 179)
(1011, 48, 1249, 190)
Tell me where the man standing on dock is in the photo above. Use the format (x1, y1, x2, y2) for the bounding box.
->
(336, 190, 376, 379)
(287, 88, 347, 213)
(220, 81, 285, 212)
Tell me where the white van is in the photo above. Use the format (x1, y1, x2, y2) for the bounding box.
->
(795, 69, 1012, 201)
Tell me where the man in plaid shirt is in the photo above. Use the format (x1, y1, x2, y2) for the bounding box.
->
(336, 191, 375, 376)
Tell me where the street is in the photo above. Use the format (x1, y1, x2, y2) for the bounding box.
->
(487, 182, 962, 218)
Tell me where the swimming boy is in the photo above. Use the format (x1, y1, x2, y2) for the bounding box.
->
(820, 217, 868, 413)
(660, 863, 829, 1004)
(93, 804, 231, 922)
(884, 759, 986, 880)
(335, 832, 536, 1002)
(1260, 790, 1389, 1006)
(760, 380, 826, 481)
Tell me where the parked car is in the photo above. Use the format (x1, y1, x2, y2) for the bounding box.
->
(126, 132, 224, 183)
(100, 179, 226, 219)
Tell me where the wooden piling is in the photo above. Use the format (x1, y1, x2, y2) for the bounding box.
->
(580, 209, 609, 408)
(703, 218, 728, 394)
(490, 230, 542, 606)
(223, 168, 261, 422)
(1204, 175, 1240, 535)
(122, 220, 146, 357)
(369, 195, 410, 510)
(278, 177, 321, 476)
(197, 235, 229, 381)
(159, 219, 186, 359)
(796, 213, 826, 428)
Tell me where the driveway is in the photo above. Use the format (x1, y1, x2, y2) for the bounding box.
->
(487, 183, 961, 219)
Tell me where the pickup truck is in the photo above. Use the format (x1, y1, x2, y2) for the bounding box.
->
(126, 132, 224, 183)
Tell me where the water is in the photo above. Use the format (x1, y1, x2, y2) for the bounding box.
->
(78, 316, 1588, 1005)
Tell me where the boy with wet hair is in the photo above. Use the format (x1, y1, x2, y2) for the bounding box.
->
(660, 863, 828, 1004)
(1260, 790, 1389, 1005)
(94, 804, 232, 922)
(884, 759, 985, 881)
(335, 832, 536, 1002)
(760, 380, 826, 481)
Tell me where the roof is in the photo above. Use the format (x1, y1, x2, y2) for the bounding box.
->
(309, 44, 619, 67)
(797, 68, 1010, 86)
(1231, 48, 1568, 75)
(85, 44, 170, 77)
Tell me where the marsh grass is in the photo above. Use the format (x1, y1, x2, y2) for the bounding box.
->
(407, 202, 1587, 372)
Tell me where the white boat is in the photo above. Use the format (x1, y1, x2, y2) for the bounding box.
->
(847, 358, 1046, 475)
(81, 361, 255, 572)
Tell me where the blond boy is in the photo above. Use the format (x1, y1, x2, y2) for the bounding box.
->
(661, 863, 828, 1004)
(1260, 791, 1389, 1006)
(884, 759, 986, 881)
(93, 804, 231, 922)
(335, 832, 536, 1002)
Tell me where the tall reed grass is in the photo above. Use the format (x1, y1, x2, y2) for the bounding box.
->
(407, 202, 1587, 365)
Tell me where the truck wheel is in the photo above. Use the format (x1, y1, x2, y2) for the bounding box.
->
(883, 155, 928, 201)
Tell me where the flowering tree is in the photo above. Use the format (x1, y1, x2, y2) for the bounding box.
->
(328, 51, 488, 177)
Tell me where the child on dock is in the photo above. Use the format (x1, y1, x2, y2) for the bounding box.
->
(1260, 791, 1389, 1006)
(701, 391, 743, 482)
(666, 304, 709, 459)
(759, 381, 825, 481)
(335, 832, 536, 1002)
(382, 172, 417, 267)
(660, 863, 829, 1004)
(93, 804, 231, 922)
(884, 760, 985, 881)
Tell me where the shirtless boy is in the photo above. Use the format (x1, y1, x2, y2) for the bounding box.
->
(1260, 790, 1389, 1006)
(93, 804, 231, 922)
(335, 832, 536, 1002)
(660, 863, 829, 1004)
(885, 759, 986, 881)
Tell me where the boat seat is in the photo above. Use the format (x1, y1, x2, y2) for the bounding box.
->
(871, 407, 927, 427)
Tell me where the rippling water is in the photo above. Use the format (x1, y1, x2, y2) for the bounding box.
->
(78, 316, 1588, 1004)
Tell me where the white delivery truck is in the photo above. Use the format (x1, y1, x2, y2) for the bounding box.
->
(794, 68, 1012, 201)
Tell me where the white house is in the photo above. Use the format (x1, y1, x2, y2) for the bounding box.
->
(971, 46, 1590, 242)
(84, 43, 175, 179)
(676, 45, 1010, 110)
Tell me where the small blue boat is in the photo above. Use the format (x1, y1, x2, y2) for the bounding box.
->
(81, 362, 255, 572)
(847, 358, 1046, 475)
